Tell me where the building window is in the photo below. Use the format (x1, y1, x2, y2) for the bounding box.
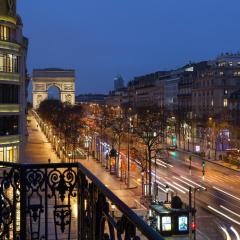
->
(0, 145, 19, 162)
(0, 53, 19, 73)
(0, 25, 10, 41)
(219, 71, 224, 76)
(0, 84, 19, 104)
(224, 89, 228, 95)
(211, 99, 214, 106)
(234, 72, 240, 76)
(223, 99, 228, 107)
(0, 116, 19, 136)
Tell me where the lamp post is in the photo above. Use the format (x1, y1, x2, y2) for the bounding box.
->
(165, 184, 170, 203)
(188, 186, 204, 239)
(141, 170, 145, 196)
(189, 155, 192, 171)
(127, 117, 133, 188)
(202, 161, 206, 180)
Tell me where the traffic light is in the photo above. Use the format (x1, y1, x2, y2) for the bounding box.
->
(191, 222, 196, 233)
(202, 161, 206, 177)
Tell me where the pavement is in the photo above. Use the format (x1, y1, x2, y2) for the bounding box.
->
(24, 113, 60, 163)
(26, 113, 240, 239)
(25, 112, 149, 208)
(177, 141, 240, 173)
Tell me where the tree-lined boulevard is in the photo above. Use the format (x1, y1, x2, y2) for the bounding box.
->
(31, 99, 240, 239)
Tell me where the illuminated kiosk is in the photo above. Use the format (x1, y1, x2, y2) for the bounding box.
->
(32, 68, 75, 109)
(149, 196, 190, 237)
(109, 147, 117, 174)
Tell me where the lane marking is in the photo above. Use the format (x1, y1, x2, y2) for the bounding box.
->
(221, 227, 231, 240)
(181, 176, 206, 190)
(213, 186, 240, 202)
(208, 205, 240, 225)
(164, 181, 186, 194)
(172, 181, 189, 192)
(220, 205, 240, 218)
(230, 226, 240, 240)
(173, 176, 195, 188)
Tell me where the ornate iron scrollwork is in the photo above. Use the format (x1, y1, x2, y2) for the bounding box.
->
(0, 168, 20, 240)
(47, 167, 77, 239)
(25, 169, 45, 240)
(0, 163, 162, 240)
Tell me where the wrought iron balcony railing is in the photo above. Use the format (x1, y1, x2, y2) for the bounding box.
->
(0, 161, 163, 240)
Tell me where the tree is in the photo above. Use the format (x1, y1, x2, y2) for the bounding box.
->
(38, 100, 84, 162)
(134, 107, 163, 197)
(131, 145, 147, 196)
(62, 104, 84, 162)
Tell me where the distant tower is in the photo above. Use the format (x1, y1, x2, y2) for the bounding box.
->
(114, 75, 124, 90)
(0, 0, 29, 163)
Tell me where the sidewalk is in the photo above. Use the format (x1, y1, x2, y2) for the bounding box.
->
(81, 156, 142, 208)
(25, 113, 144, 209)
(24, 113, 60, 163)
(177, 144, 240, 173)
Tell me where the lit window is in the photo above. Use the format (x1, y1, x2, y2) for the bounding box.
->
(0, 25, 10, 41)
(229, 62, 233, 66)
(211, 99, 214, 106)
(162, 216, 172, 231)
(224, 89, 228, 95)
(223, 99, 228, 107)
(219, 72, 224, 76)
(234, 72, 240, 76)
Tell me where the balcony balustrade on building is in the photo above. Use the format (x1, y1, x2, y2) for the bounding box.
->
(0, 161, 163, 240)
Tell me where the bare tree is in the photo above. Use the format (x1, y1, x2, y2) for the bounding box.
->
(134, 107, 163, 198)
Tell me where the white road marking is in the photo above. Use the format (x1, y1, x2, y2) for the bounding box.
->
(213, 186, 240, 202)
(221, 227, 232, 240)
(220, 205, 240, 218)
(208, 206, 240, 225)
(230, 226, 240, 240)
(181, 176, 206, 190)
(173, 176, 195, 188)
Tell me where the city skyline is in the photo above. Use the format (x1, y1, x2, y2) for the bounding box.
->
(18, 0, 240, 94)
(1, 1, 240, 239)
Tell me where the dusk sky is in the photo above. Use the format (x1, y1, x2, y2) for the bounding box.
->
(18, 0, 240, 95)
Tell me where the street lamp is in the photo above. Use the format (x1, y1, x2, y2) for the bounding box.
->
(165, 184, 170, 203)
(127, 116, 133, 188)
(141, 170, 145, 196)
(189, 155, 192, 171)
(190, 187, 207, 240)
(202, 161, 206, 180)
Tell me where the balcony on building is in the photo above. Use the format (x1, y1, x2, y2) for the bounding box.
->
(0, 161, 163, 240)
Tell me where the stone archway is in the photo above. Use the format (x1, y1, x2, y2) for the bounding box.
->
(32, 68, 75, 109)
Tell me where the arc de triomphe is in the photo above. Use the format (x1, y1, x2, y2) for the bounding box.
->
(32, 68, 75, 109)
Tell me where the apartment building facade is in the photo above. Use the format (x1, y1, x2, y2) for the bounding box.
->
(0, 0, 28, 162)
